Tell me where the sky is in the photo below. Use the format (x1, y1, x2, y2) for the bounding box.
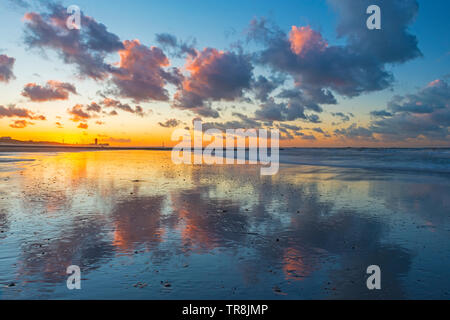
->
(0, 0, 449, 147)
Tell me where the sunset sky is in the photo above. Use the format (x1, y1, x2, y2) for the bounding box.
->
(0, 0, 449, 147)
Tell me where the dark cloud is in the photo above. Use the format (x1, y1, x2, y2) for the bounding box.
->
(255, 99, 290, 121)
(307, 114, 321, 123)
(252, 75, 285, 102)
(173, 48, 253, 118)
(387, 79, 449, 114)
(277, 127, 294, 140)
(245, 0, 422, 127)
(277, 88, 324, 113)
(202, 112, 262, 131)
(369, 80, 450, 141)
(278, 123, 302, 131)
(200, 113, 307, 141)
(249, 20, 392, 98)
(158, 118, 181, 128)
(111, 40, 182, 102)
(22, 80, 77, 101)
(312, 127, 324, 134)
(101, 98, 145, 116)
(334, 123, 376, 140)
(328, 0, 422, 64)
(68, 104, 92, 122)
(155, 33, 197, 57)
(0, 105, 45, 120)
(301, 134, 316, 140)
(336, 79, 450, 143)
(86, 102, 102, 113)
(232, 112, 261, 128)
(370, 110, 393, 118)
(371, 113, 448, 140)
(23, 2, 123, 79)
(332, 112, 353, 122)
(174, 91, 219, 118)
(370, 112, 450, 140)
(23, 3, 185, 103)
(255, 96, 320, 123)
(67, 98, 146, 123)
(248, 0, 420, 100)
(252, 83, 326, 123)
(0, 54, 15, 83)
(275, 123, 304, 140)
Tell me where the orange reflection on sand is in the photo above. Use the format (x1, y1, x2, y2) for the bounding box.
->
(111, 197, 166, 252)
(174, 199, 218, 251)
(283, 247, 310, 281)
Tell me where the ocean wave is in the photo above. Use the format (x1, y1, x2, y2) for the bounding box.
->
(278, 148, 450, 174)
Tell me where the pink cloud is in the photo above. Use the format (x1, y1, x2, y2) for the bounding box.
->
(22, 81, 77, 102)
(111, 40, 181, 102)
(289, 26, 327, 56)
(0, 105, 46, 120)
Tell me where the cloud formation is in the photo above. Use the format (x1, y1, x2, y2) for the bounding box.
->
(248, 0, 421, 101)
(252, 75, 285, 103)
(23, 3, 123, 79)
(22, 80, 77, 101)
(12, 0, 435, 146)
(155, 33, 196, 57)
(0, 105, 45, 120)
(328, 0, 421, 64)
(248, 19, 390, 99)
(0, 54, 15, 83)
(111, 40, 182, 102)
(332, 112, 354, 123)
(334, 123, 376, 141)
(173, 48, 253, 118)
(101, 98, 145, 116)
(158, 119, 181, 128)
(336, 79, 450, 143)
(23, 3, 184, 104)
(67, 98, 146, 124)
(255, 90, 323, 123)
(10, 120, 34, 129)
(68, 104, 94, 122)
(370, 110, 393, 118)
(202, 112, 262, 131)
(370, 79, 450, 141)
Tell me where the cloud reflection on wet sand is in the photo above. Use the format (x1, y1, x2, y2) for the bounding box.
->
(0, 150, 449, 299)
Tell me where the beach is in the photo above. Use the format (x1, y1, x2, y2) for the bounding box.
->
(0, 149, 449, 299)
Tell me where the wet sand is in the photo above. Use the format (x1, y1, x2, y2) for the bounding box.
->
(0, 150, 449, 299)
